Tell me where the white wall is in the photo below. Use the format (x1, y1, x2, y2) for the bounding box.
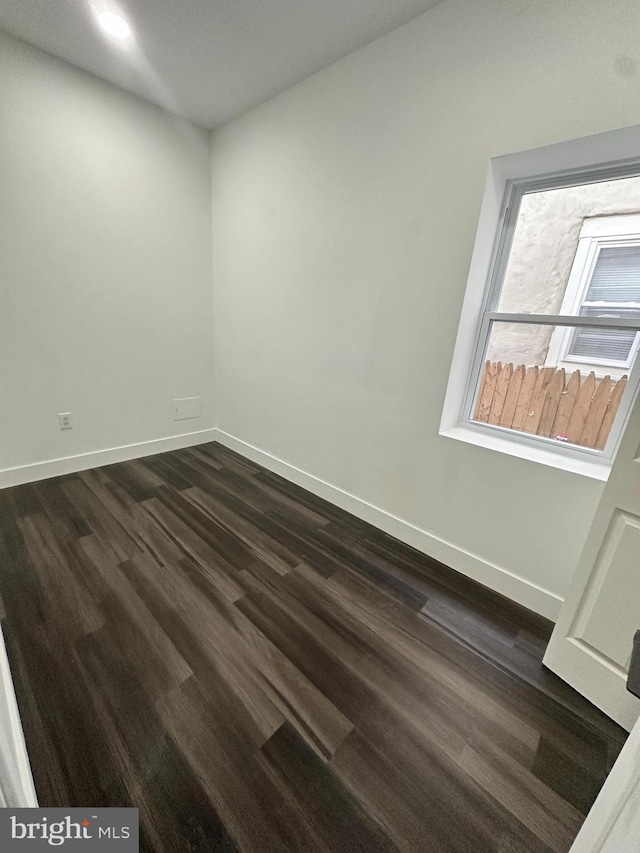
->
(0, 33, 215, 480)
(211, 0, 640, 615)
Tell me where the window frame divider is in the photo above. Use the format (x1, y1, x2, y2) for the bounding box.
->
(484, 312, 640, 329)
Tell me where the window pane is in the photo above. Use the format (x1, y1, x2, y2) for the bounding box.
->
(567, 327, 637, 361)
(578, 306, 640, 319)
(586, 246, 640, 303)
(567, 307, 640, 362)
(472, 321, 633, 450)
(495, 176, 640, 313)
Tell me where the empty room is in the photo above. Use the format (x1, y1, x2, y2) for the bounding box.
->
(1, 0, 640, 850)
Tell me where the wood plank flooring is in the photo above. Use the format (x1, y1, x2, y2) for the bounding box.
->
(0, 442, 627, 852)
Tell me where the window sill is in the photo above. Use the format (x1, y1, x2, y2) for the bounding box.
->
(440, 422, 612, 481)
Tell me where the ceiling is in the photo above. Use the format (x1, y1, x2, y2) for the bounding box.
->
(0, 0, 445, 128)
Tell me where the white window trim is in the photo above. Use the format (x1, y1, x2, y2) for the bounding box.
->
(546, 215, 640, 374)
(440, 125, 640, 482)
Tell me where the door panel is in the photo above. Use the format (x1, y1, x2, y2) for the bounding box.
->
(575, 510, 640, 669)
(544, 386, 640, 731)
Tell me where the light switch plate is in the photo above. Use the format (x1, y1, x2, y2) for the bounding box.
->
(172, 397, 201, 421)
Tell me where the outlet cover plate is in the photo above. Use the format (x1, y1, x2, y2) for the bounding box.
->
(172, 397, 201, 421)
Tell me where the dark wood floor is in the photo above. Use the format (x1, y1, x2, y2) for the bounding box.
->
(0, 442, 626, 852)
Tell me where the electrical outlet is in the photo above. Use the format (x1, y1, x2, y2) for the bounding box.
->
(58, 412, 73, 430)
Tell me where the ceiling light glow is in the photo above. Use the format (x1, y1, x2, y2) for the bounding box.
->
(98, 11, 132, 41)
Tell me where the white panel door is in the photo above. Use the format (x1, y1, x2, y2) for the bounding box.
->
(543, 386, 640, 731)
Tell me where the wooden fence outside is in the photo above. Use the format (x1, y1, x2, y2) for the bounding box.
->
(473, 361, 628, 450)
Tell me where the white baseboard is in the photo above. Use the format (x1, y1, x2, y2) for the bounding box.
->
(0, 625, 37, 807)
(0, 428, 218, 489)
(215, 429, 563, 621)
(0, 425, 563, 618)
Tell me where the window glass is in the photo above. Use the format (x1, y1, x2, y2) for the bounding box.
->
(471, 320, 634, 450)
(495, 176, 640, 314)
(586, 245, 640, 303)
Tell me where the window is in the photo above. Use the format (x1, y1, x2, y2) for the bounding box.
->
(441, 128, 640, 480)
(546, 216, 640, 375)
